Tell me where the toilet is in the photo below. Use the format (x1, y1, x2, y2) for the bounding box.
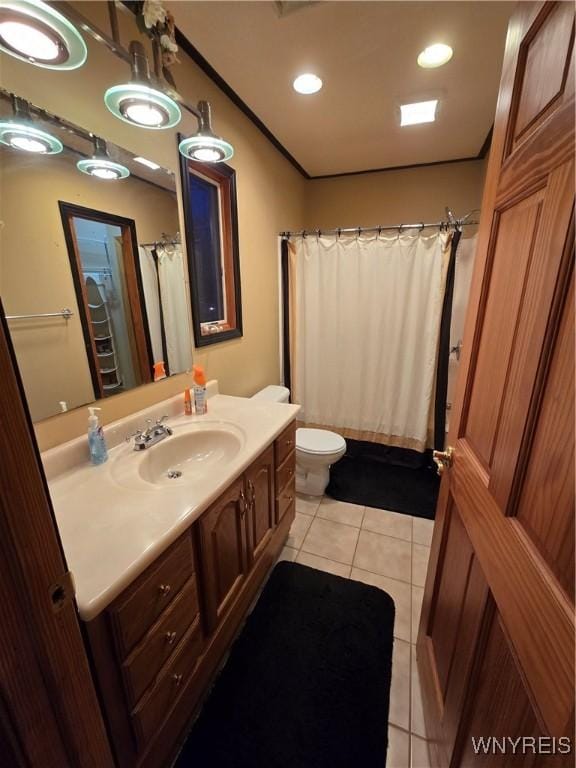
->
(251, 385, 347, 496)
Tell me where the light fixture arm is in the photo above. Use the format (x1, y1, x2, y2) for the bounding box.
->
(129, 40, 152, 84)
(197, 100, 213, 134)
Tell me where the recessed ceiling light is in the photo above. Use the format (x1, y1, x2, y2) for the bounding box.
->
(417, 43, 453, 69)
(134, 156, 161, 170)
(400, 99, 438, 126)
(293, 73, 322, 95)
(0, 0, 87, 70)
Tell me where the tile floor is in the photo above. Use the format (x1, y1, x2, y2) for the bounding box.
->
(278, 494, 434, 768)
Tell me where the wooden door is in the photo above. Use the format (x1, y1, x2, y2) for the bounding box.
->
(245, 445, 275, 564)
(197, 477, 249, 633)
(0, 308, 114, 767)
(417, 3, 575, 766)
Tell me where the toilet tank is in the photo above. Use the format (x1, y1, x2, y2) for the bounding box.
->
(251, 385, 290, 403)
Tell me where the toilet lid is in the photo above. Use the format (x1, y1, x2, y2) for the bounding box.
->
(297, 428, 346, 455)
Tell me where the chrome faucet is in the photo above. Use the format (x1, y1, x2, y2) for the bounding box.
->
(126, 416, 173, 451)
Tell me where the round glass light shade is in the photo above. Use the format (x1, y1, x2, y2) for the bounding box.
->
(77, 157, 130, 180)
(293, 73, 323, 94)
(0, 120, 63, 153)
(104, 83, 181, 130)
(417, 44, 453, 69)
(0, 0, 87, 69)
(178, 134, 234, 163)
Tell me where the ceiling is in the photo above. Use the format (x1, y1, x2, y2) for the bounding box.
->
(169, 1, 513, 177)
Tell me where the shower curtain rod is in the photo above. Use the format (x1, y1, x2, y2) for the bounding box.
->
(279, 209, 479, 239)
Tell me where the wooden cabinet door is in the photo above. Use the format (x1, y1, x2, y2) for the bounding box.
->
(197, 477, 249, 633)
(417, 3, 575, 766)
(245, 445, 275, 564)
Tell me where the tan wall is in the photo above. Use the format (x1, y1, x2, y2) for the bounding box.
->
(0, 2, 306, 449)
(0, 151, 179, 421)
(304, 159, 487, 236)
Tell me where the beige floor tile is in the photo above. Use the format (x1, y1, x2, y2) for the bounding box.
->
(286, 512, 313, 549)
(388, 725, 410, 767)
(317, 497, 365, 527)
(296, 493, 322, 517)
(412, 518, 434, 547)
(301, 517, 360, 564)
(411, 586, 424, 643)
(411, 645, 427, 738)
(412, 544, 430, 587)
(389, 639, 411, 730)
(351, 568, 411, 642)
(277, 546, 298, 563)
(362, 507, 413, 542)
(353, 530, 412, 582)
(411, 736, 432, 768)
(296, 550, 351, 578)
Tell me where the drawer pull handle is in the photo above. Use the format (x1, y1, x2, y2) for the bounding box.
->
(158, 584, 171, 597)
(165, 631, 177, 644)
(286, 439, 293, 446)
(172, 673, 183, 687)
(286, 495, 294, 503)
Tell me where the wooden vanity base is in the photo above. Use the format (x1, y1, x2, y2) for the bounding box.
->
(85, 421, 296, 768)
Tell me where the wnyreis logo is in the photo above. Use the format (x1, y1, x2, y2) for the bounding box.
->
(471, 737, 572, 756)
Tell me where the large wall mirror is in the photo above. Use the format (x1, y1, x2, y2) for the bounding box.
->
(0, 92, 193, 422)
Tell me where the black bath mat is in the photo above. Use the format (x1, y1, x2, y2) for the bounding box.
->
(175, 561, 395, 768)
(326, 439, 440, 519)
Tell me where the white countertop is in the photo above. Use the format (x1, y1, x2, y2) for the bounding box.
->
(43, 390, 300, 621)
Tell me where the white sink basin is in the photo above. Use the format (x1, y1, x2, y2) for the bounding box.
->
(111, 420, 245, 490)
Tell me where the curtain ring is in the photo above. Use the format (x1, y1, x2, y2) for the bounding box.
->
(378, 225, 382, 237)
(419, 222, 425, 232)
(301, 229, 307, 239)
(398, 224, 404, 235)
(357, 226, 361, 239)
(337, 227, 341, 239)
(315, 228, 321, 240)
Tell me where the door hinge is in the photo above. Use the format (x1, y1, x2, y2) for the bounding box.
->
(49, 571, 76, 614)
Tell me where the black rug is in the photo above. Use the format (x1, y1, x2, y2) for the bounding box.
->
(326, 439, 440, 520)
(175, 561, 395, 768)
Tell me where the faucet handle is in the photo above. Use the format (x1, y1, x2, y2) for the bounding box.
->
(156, 414, 169, 425)
(125, 429, 143, 443)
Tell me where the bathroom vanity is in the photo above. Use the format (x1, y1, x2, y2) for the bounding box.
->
(43, 393, 298, 768)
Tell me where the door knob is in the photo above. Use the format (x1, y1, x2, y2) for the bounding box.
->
(432, 447, 454, 476)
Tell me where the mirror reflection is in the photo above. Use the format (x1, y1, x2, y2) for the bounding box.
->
(0, 92, 193, 422)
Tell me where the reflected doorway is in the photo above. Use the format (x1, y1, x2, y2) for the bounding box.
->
(59, 203, 153, 399)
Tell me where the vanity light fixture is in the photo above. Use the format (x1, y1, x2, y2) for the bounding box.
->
(77, 136, 130, 180)
(0, 0, 87, 69)
(400, 99, 438, 126)
(293, 73, 323, 94)
(104, 40, 181, 130)
(178, 101, 234, 163)
(417, 43, 453, 69)
(134, 156, 161, 170)
(0, 95, 63, 153)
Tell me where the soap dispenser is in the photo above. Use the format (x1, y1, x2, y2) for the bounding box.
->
(87, 407, 108, 465)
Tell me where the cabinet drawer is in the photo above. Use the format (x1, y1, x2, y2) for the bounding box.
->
(110, 535, 194, 658)
(274, 421, 296, 467)
(276, 475, 296, 524)
(131, 619, 203, 749)
(122, 577, 200, 708)
(276, 450, 295, 497)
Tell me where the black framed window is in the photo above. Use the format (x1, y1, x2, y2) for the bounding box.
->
(179, 143, 242, 346)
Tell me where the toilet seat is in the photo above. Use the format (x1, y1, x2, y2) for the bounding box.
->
(296, 428, 346, 455)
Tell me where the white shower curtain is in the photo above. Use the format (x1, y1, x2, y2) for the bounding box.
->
(139, 244, 192, 375)
(290, 231, 450, 452)
(156, 244, 192, 374)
